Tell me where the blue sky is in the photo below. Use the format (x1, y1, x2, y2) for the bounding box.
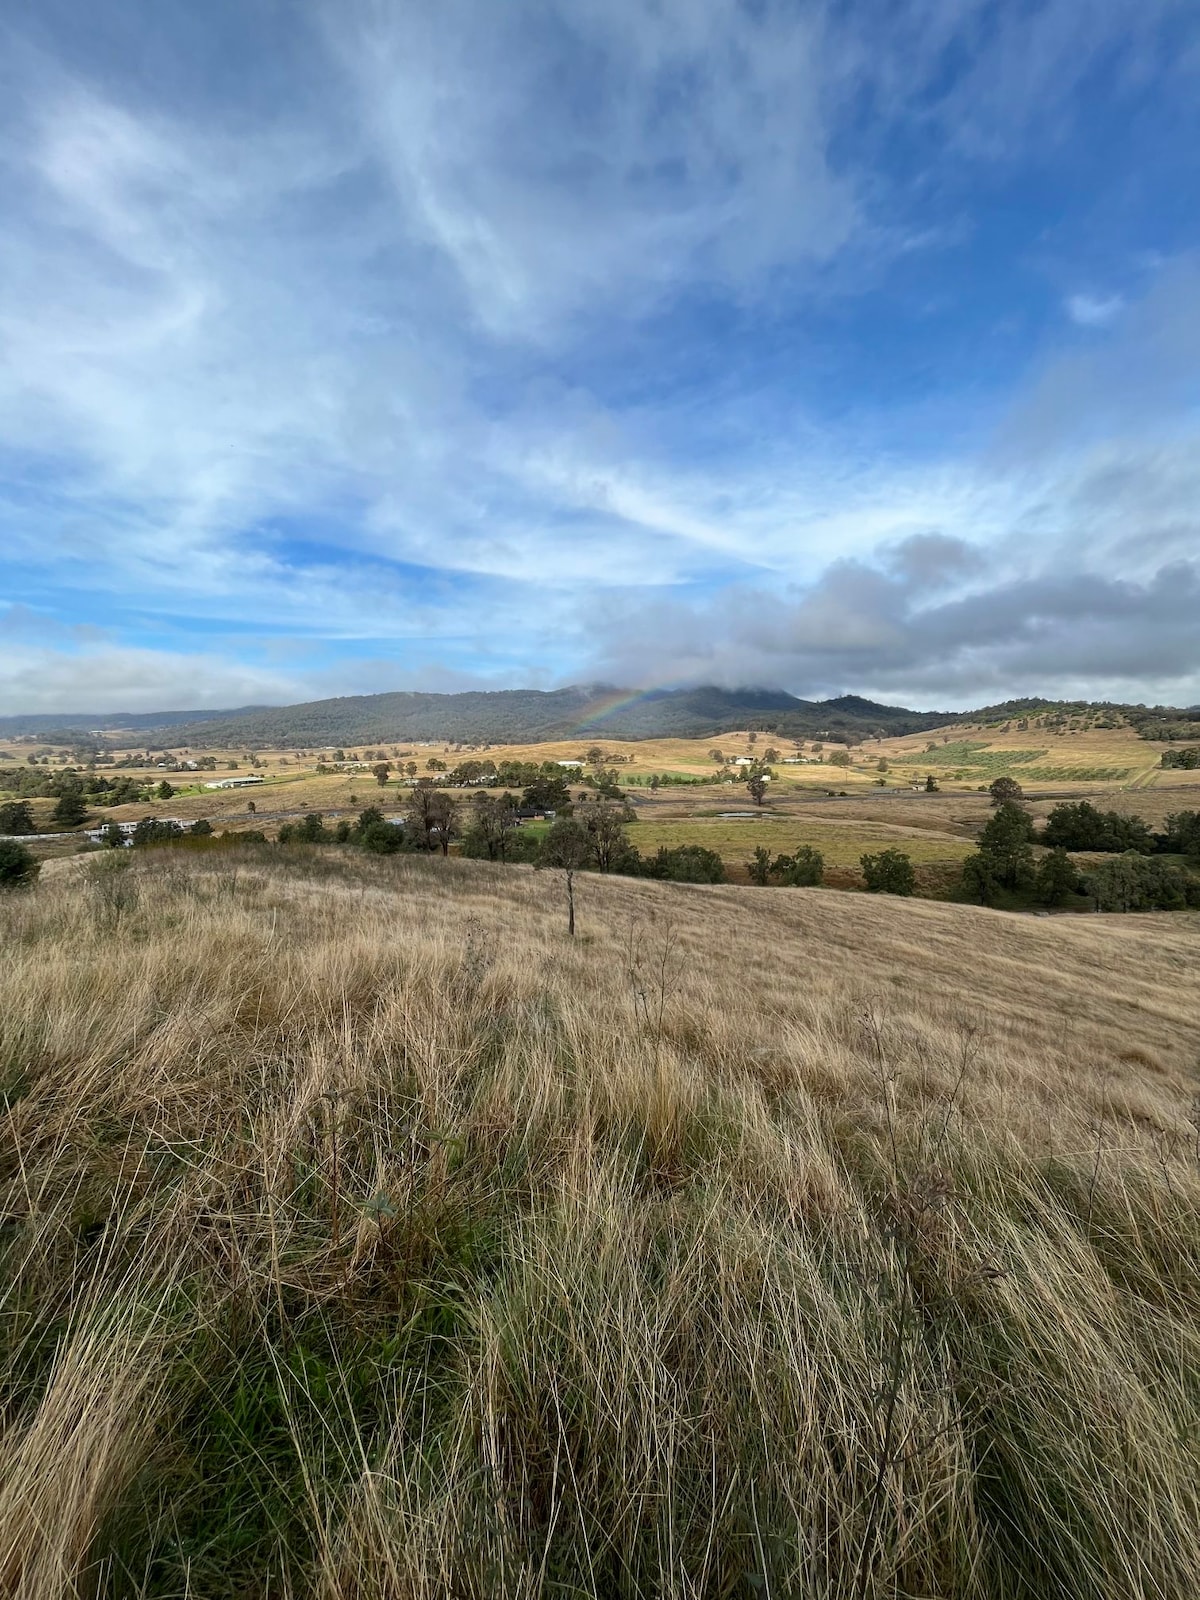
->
(1, 0, 1198, 713)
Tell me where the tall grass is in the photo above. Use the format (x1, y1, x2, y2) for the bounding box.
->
(1, 850, 1198, 1598)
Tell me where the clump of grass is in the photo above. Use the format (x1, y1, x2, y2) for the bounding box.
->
(1, 851, 1198, 1598)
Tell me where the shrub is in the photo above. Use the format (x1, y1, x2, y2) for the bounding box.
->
(769, 845, 824, 887)
(860, 849, 915, 895)
(0, 838, 39, 889)
(131, 818, 184, 848)
(643, 845, 726, 884)
(0, 800, 35, 835)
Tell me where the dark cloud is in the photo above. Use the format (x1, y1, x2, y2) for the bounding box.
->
(584, 557, 1200, 707)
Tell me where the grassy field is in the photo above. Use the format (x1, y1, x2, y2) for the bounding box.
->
(630, 814, 978, 880)
(1, 850, 1198, 1598)
(5, 720, 1200, 896)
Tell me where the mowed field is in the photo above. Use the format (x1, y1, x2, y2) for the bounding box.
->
(5, 716, 1199, 889)
(2, 850, 1198, 1597)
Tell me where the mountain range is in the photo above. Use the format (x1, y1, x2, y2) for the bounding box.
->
(0, 686, 956, 747)
(1, 686, 1195, 749)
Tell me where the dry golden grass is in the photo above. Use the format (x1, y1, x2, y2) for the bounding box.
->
(2, 851, 1199, 1598)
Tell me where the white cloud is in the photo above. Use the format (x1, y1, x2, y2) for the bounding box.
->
(0, 2, 1197, 712)
(1066, 292, 1124, 326)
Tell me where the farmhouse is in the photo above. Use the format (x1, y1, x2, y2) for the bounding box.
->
(205, 775, 266, 789)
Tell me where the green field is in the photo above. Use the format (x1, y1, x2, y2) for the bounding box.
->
(893, 743, 1049, 773)
(1017, 766, 1135, 782)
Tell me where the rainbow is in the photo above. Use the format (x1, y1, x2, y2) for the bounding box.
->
(565, 686, 667, 736)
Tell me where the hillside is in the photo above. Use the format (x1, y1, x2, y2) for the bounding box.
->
(2, 687, 956, 749)
(2, 850, 1197, 1598)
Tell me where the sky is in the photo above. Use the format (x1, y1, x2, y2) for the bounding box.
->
(1, 0, 1199, 715)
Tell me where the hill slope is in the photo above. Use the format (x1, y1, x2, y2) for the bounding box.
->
(140, 685, 955, 746)
(2, 852, 1197, 1598)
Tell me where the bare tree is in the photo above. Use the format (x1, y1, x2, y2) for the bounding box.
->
(428, 793, 459, 856)
(539, 817, 591, 935)
(407, 783, 457, 852)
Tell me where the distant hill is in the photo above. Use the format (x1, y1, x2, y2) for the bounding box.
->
(0, 706, 269, 743)
(5, 687, 1195, 750)
(136, 686, 957, 747)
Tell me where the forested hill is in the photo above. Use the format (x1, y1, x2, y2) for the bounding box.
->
(111, 686, 957, 747)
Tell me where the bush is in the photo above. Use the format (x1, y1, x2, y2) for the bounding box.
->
(0, 800, 35, 835)
(642, 845, 726, 883)
(0, 838, 39, 890)
(860, 849, 915, 895)
(131, 818, 184, 848)
(769, 845, 824, 887)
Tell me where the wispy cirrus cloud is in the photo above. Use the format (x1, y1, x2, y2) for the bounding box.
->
(0, 0, 1198, 714)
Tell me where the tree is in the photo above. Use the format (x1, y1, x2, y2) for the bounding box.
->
(577, 796, 636, 872)
(1042, 801, 1154, 854)
(709, 749, 725, 764)
(372, 762, 391, 787)
(1085, 853, 1196, 913)
(538, 817, 591, 935)
(585, 747, 605, 767)
(190, 818, 213, 837)
(828, 750, 852, 768)
(428, 794, 460, 856)
(465, 792, 519, 861)
(522, 774, 572, 813)
(976, 802, 1036, 891)
(1161, 810, 1200, 858)
(960, 850, 1002, 906)
(156, 780, 176, 800)
(406, 785, 444, 851)
(1034, 847, 1082, 906)
(98, 821, 125, 849)
(876, 759, 889, 773)
(426, 757, 447, 772)
(131, 817, 184, 847)
(860, 849, 915, 895)
(763, 747, 781, 764)
(0, 839, 39, 889)
(52, 785, 89, 827)
(247, 800, 256, 814)
(924, 774, 939, 792)
(746, 772, 768, 807)
(770, 845, 824, 886)
(748, 845, 772, 886)
(644, 845, 726, 883)
(989, 776, 1024, 806)
(0, 800, 35, 835)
